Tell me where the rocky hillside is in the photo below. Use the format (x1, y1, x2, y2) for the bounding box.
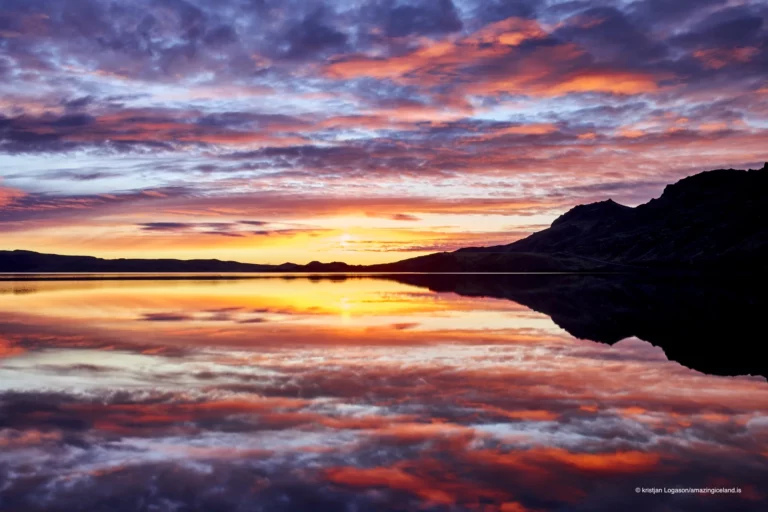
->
(372, 163, 768, 272)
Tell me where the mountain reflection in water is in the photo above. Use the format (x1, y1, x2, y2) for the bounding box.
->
(0, 275, 766, 512)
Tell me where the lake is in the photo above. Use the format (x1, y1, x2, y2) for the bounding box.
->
(0, 275, 766, 511)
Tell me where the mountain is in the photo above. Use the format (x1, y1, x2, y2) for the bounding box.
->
(1, 163, 767, 273)
(369, 162, 768, 272)
(0, 250, 276, 273)
(0, 251, 362, 274)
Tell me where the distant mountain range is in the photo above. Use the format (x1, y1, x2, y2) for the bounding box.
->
(2, 163, 767, 273)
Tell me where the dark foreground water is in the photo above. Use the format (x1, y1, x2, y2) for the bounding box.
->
(0, 275, 766, 511)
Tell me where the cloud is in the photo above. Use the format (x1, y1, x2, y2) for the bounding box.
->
(0, 0, 766, 263)
(0, 109, 311, 154)
(0, 0, 767, 504)
(0, 336, 25, 359)
(279, 7, 348, 59)
(325, 15, 665, 99)
(375, 0, 463, 38)
(141, 312, 194, 321)
(137, 221, 251, 237)
(35, 170, 122, 181)
(0, 182, 25, 207)
(138, 222, 191, 232)
(389, 213, 420, 221)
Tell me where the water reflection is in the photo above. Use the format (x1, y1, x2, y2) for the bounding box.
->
(382, 273, 768, 377)
(0, 276, 766, 511)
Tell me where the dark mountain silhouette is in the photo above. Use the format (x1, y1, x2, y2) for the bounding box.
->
(0, 250, 277, 273)
(1, 163, 767, 273)
(368, 163, 768, 272)
(0, 250, 364, 274)
(0, 251, 361, 274)
(380, 273, 767, 377)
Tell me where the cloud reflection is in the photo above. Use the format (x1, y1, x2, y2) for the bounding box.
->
(0, 277, 766, 511)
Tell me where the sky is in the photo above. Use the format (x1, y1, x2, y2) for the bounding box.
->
(0, 0, 767, 264)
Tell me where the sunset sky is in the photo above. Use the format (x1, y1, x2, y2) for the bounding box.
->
(1, 0, 767, 264)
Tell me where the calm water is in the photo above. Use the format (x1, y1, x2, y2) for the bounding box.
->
(0, 275, 766, 511)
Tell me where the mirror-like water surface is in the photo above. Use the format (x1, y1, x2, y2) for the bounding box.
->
(0, 276, 766, 511)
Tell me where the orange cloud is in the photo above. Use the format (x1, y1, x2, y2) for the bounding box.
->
(465, 447, 660, 485)
(467, 16, 548, 47)
(619, 128, 646, 138)
(0, 182, 25, 207)
(326, 466, 456, 504)
(327, 19, 662, 99)
(467, 402, 560, 421)
(325, 18, 546, 83)
(0, 336, 24, 359)
(694, 47, 760, 70)
(546, 449, 660, 473)
(464, 123, 559, 142)
(0, 429, 61, 448)
(328, 17, 548, 83)
(546, 70, 660, 95)
(496, 124, 557, 135)
(326, 459, 511, 506)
